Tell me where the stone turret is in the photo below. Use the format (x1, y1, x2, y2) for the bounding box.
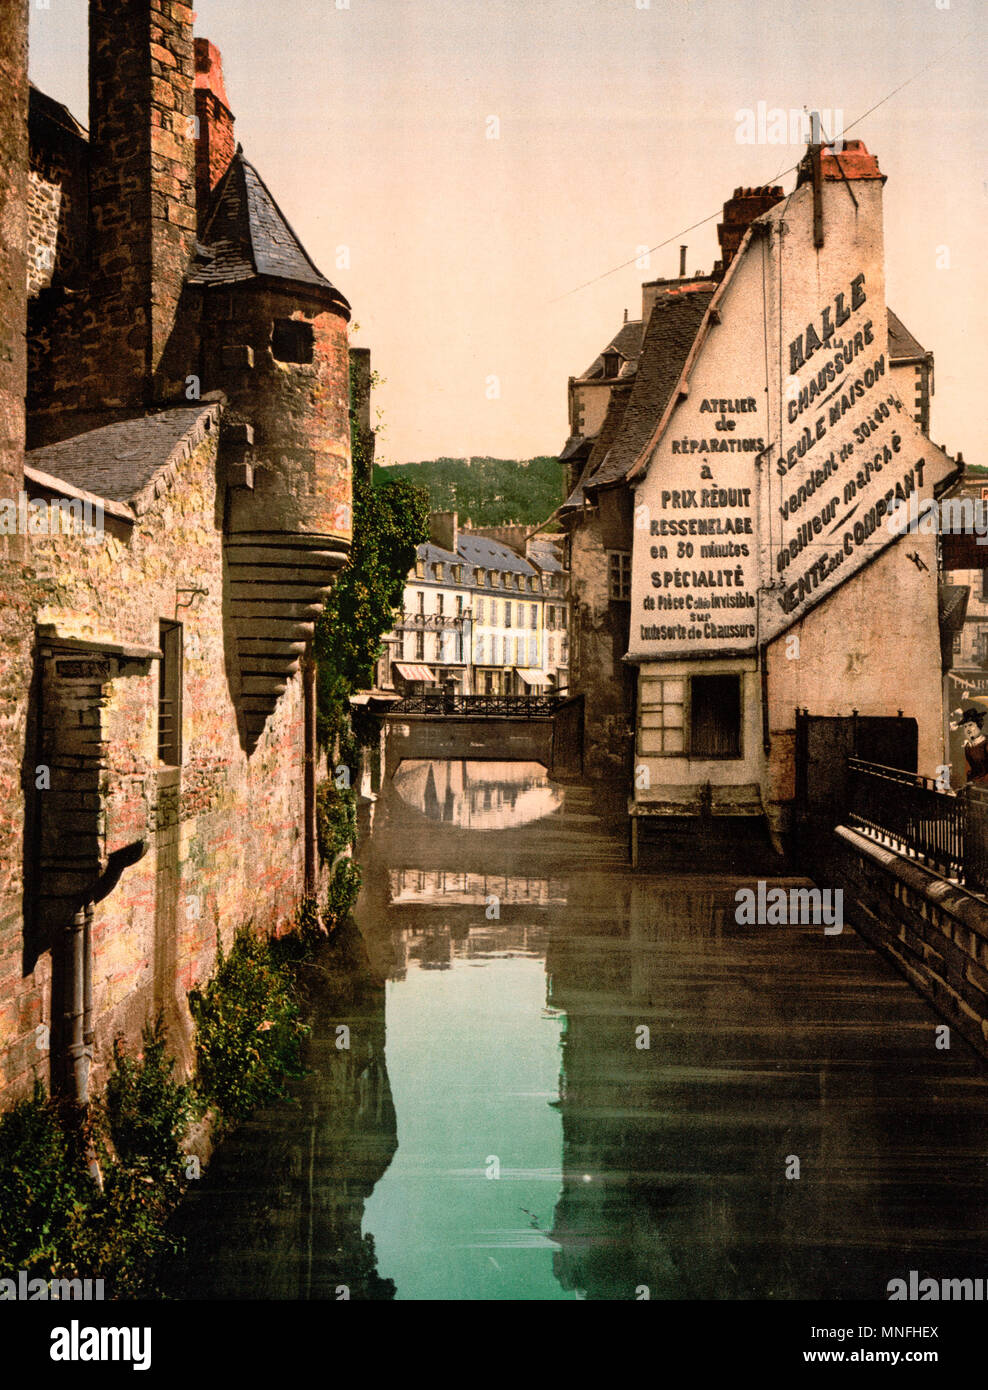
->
(189, 132, 352, 745)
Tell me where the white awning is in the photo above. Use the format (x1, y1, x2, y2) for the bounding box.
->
(515, 668, 549, 686)
(394, 663, 436, 682)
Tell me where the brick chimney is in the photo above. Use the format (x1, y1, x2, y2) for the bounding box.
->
(194, 38, 236, 222)
(714, 185, 785, 278)
(87, 0, 197, 407)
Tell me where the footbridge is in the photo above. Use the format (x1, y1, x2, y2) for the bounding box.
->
(381, 693, 583, 779)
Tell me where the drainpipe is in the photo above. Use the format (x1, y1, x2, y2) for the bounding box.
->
(303, 646, 317, 900)
(65, 902, 93, 1105)
(64, 842, 146, 1111)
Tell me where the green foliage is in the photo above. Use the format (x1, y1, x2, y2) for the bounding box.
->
(316, 777, 357, 864)
(188, 925, 308, 1127)
(0, 1082, 87, 1278)
(0, 1052, 190, 1296)
(325, 859, 362, 933)
(314, 472, 429, 738)
(101, 1018, 191, 1184)
(372, 455, 563, 528)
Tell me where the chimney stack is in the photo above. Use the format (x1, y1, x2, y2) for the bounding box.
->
(714, 186, 785, 278)
(679, 245, 687, 278)
(430, 511, 459, 554)
(87, 0, 197, 407)
(194, 39, 236, 222)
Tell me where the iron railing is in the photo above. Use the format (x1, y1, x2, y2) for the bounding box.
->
(394, 612, 472, 630)
(846, 757, 986, 890)
(388, 693, 565, 717)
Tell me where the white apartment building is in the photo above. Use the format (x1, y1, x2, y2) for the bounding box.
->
(380, 515, 569, 696)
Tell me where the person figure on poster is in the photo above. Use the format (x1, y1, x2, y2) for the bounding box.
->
(960, 708, 988, 786)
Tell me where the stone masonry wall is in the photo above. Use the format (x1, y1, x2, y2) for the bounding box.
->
(569, 511, 634, 781)
(1, 404, 309, 1100)
(832, 825, 988, 1060)
(27, 103, 89, 296)
(0, 1, 40, 1102)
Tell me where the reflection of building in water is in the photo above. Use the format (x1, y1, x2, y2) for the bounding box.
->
(545, 876, 983, 1301)
(389, 867, 567, 908)
(392, 759, 564, 830)
(164, 930, 397, 1300)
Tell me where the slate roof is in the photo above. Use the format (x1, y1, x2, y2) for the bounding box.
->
(456, 534, 537, 576)
(527, 539, 565, 573)
(578, 318, 646, 382)
(29, 85, 88, 140)
(414, 534, 540, 590)
(586, 289, 713, 491)
(887, 308, 926, 361)
(25, 404, 222, 514)
(187, 149, 348, 305)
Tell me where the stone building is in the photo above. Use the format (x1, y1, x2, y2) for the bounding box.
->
(559, 171, 943, 791)
(0, 2, 355, 1103)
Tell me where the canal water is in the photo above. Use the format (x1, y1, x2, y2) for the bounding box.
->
(165, 760, 988, 1301)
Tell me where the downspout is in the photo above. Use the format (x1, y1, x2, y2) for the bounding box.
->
(66, 841, 147, 1111)
(303, 645, 317, 900)
(65, 902, 92, 1106)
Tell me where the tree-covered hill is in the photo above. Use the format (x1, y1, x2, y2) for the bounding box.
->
(372, 456, 562, 528)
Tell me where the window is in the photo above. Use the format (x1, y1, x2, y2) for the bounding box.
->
(476, 597, 485, 623)
(452, 565, 462, 583)
(433, 563, 444, 581)
(505, 602, 512, 628)
(414, 631, 425, 661)
(638, 676, 685, 756)
(689, 674, 742, 758)
(158, 621, 183, 765)
(953, 630, 962, 654)
(515, 575, 523, 591)
(528, 576, 537, 592)
(271, 318, 314, 364)
(437, 593, 445, 615)
(415, 559, 425, 579)
(456, 594, 463, 616)
(476, 568, 486, 586)
(560, 637, 568, 662)
(491, 572, 500, 587)
(981, 570, 988, 602)
(492, 636, 500, 664)
(528, 636, 537, 664)
(417, 591, 425, 615)
(529, 604, 537, 629)
(608, 551, 632, 601)
(476, 635, 485, 664)
(515, 636, 523, 664)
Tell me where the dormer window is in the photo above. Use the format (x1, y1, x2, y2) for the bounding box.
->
(491, 572, 500, 587)
(475, 568, 486, 585)
(415, 558, 425, 579)
(603, 350, 621, 378)
(452, 564, 462, 583)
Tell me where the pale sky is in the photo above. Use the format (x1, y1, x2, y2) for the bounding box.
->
(29, 0, 985, 465)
